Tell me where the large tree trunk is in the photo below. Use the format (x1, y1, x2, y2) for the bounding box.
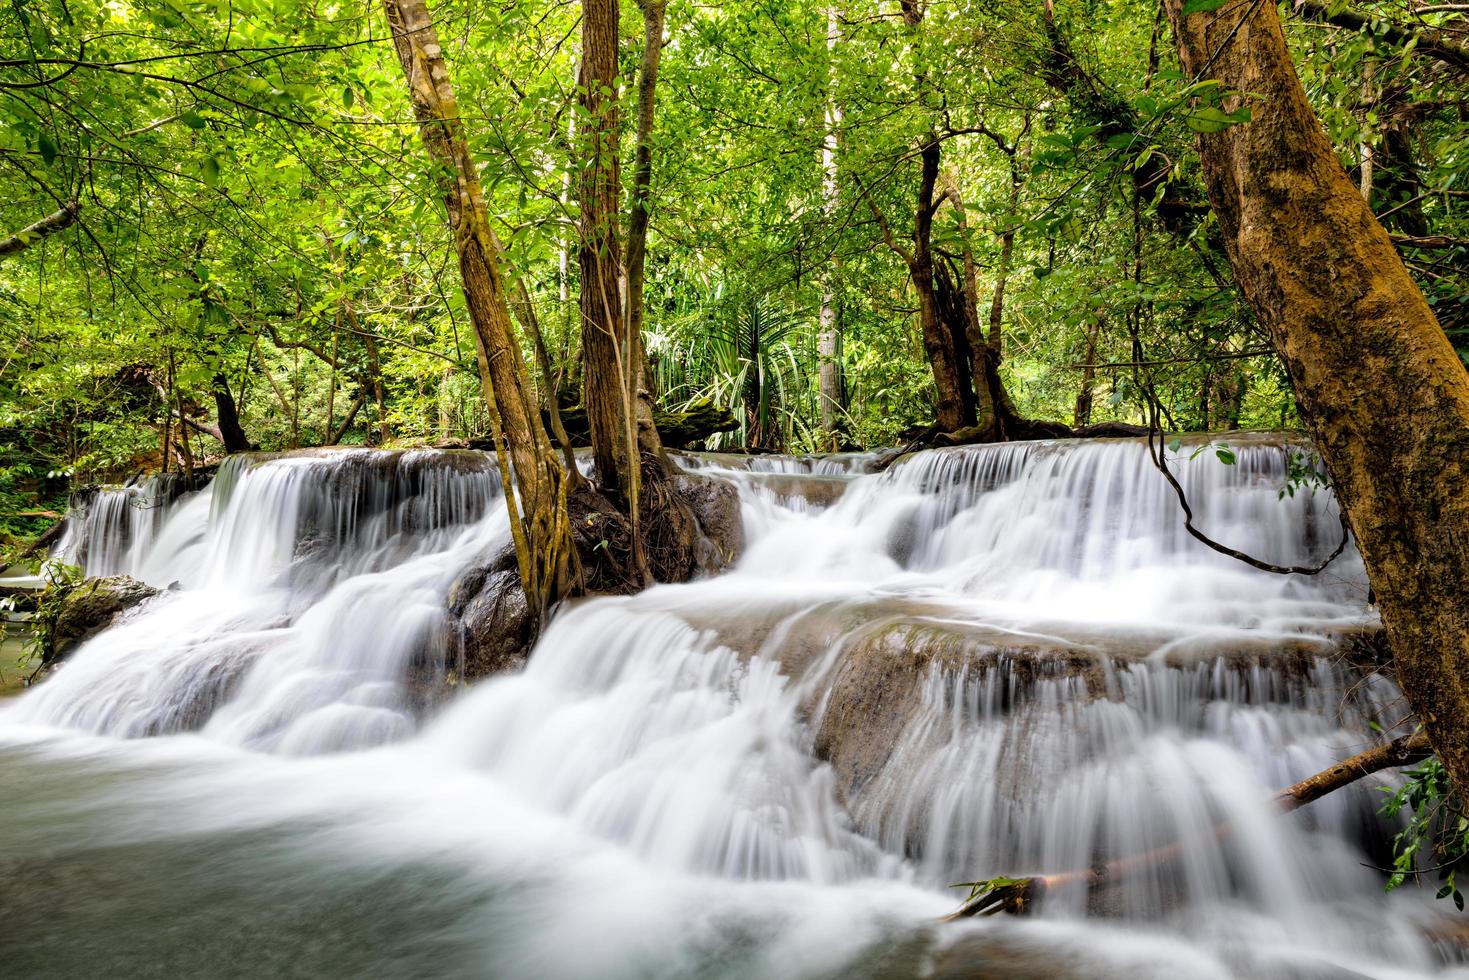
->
(383, 0, 570, 610)
(579, 0, 639, 508)
(1164, 0, 1469, 797)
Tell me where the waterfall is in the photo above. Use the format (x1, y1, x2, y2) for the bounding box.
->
(22, 448, 508, 752)
(0, 435, 1456, 979)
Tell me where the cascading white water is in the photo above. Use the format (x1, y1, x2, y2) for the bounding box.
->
(1, 434, 1460, 979)
(25, 448, 508, 752)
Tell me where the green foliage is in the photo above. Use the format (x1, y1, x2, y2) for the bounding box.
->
(1279, 449, 1329, 499)
(10, 559, 84, 670)
(1381, 756, 1469, 910)
(0, 0, 1460, 516)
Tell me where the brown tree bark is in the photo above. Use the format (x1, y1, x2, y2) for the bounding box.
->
(942, 173, 999, 439)
(383, 0, 571, 610)
(1164, 0, 1469, 798)
(876, 137, 975, 433)
(579, 0, 639, 508)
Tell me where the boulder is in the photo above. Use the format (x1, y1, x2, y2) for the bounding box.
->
(43, 575, 159, 665)
(435, 546, 537, 686)
(670, 472, 744, 572)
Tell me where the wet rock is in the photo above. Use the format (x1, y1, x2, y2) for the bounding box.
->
(43, 575, 159, 665)
(670, 472, 744, 571)
(442, 545, 535, 683)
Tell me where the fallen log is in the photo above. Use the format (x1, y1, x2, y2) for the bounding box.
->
(20, 518, 68, 559)
(549, 398, 738, 450)
(947, 730, 1433, 919)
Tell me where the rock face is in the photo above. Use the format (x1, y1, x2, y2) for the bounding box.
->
(43, 575, 159, 665)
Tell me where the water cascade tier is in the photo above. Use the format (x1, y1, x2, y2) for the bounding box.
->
(2, 435, 1459, 979)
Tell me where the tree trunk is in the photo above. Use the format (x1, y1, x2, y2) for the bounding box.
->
(817, 5, 845, 445)
(383, 0, 571, 611)
(1165, 0, 1469, 798)
(912, 138, 974, 433)
(210, 372, 252, 453)
(624, 0, 669, 464)
(579, 0, 641, 510)
(745, 302, 764, 447)
(1074, 320, 1100, 427)
(942, 174, 998, 439)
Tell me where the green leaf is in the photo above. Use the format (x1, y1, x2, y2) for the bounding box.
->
(201, 154, 221, 186)
(38, 133, 57, 165)
(181, 111, 206, 130)
(1182, 0, 1229, 14)
(1215, 447, 1237, 465)
(1185, 107, 1233, 133)
(342, 85, 355, 109)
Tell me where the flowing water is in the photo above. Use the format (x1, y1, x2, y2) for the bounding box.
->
(1, 435, 1461, 979)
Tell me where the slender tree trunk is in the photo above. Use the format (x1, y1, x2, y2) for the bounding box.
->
(624, 0, 669, 463)
(160, 404, 172, 475)
(987, 158, 1022, 360)
(817, 5, 845, 445)
(745, 305, 763, 447)
(210, 372, 252, 453)
(383, 0, 571, 610)
(337, 298, 389, 446)
(328, 393, 366, 446)
(511, 278, 581, 479)
(324, 320, 340, 444)
(1165, 0, 1469, 798)
(1074, 321, 1099, 427)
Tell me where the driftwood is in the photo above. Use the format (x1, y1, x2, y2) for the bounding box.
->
(1275, 730, 1431, 812)
(947, 731, 1434, 919)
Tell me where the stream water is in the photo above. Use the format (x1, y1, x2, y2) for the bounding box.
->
(1, 435, 1460, 979)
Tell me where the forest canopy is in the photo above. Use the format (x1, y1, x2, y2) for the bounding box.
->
(2, 0, 1467, 538)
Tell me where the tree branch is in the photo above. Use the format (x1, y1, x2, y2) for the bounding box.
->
(1292, 0, 1469, 72)
(0, 201, 79, 257)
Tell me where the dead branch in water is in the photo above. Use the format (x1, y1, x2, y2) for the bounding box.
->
(946, 730, 1433, 919)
